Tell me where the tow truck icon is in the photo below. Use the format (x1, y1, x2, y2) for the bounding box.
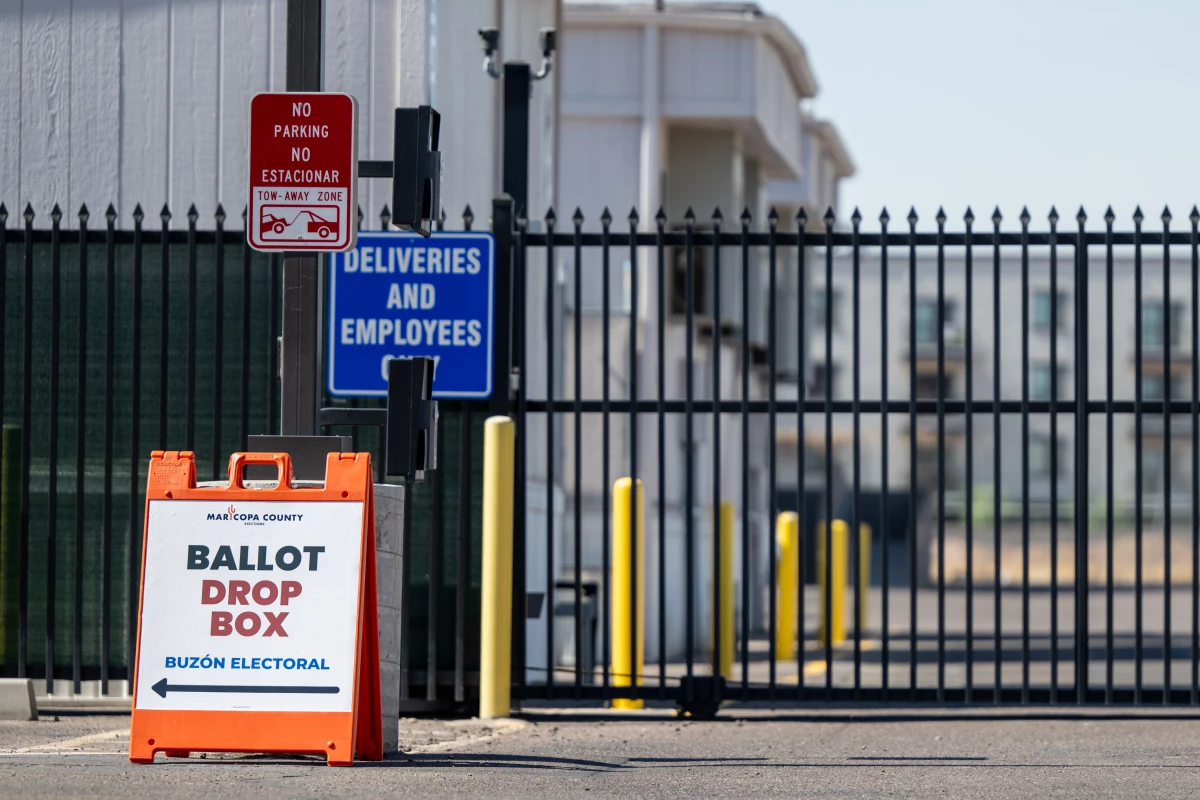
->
(260, 207, 340, 240)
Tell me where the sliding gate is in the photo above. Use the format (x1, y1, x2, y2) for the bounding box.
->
(503, 199, 1200, 707)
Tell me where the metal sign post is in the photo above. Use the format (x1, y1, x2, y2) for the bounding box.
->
(281, 0, 324, 436)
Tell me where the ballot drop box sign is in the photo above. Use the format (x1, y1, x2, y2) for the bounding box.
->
(129, 451, 382, 765)
(135, 499, 363, 712)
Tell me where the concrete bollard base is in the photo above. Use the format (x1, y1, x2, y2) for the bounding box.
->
(0, 679, 37, 721)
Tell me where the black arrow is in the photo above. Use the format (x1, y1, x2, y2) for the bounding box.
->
(151, 678, 339, 698)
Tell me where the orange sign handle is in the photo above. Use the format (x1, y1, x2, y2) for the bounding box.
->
(227, 452, 294, 489)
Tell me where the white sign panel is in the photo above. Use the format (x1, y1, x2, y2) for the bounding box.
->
(135, 500, 365, 713)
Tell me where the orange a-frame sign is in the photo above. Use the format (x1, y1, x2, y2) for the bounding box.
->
(128, 451, 382, 766)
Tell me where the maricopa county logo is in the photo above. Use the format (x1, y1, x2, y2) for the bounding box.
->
(205, 505, 305, 525)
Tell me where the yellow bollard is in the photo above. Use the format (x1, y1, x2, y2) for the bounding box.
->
(857, 523, 872, 636)
(611, 478, 644, 710)
(775, 512, 800, 662)
(479, 416, 515, 720)
(817, 520, 848, 647)
(710, 502, 736, 679)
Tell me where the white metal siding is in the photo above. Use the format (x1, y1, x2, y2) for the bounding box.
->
(661, 28, 752, 119)
(560, 26, 642, 117)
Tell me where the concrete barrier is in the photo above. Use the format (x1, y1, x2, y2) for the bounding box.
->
(0, 678, 37, 721)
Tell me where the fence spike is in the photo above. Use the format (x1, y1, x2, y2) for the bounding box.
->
(991, 206, 1002, 225)
(935, 206, 946, 225)
(684, 206, 696, 223)
(655, 206, 667, 224)
(1162, 205, 1172, 224)
(133, 203, 144, 223)
(963, 206, 974, 225)
(23, 202, 35, 222)
(105, 203, 117, 223)
(463, 204, 475, 226)
(1076, 206, 1087, 225)
(160, 203, 171, 222)
(242, 205, 249, 223)
(850, 207, 862, 225)
(187, 203, 199, 222)
(380, 204, 391, 227)
(628, 207, 639, 225)
(879, 207, 890, 225)
(215, 203, 227, 224)
(1104, 206, 1115, 224)
(1019, 206, 1031, 225)
(767, 206, 779, 222)
(572, 207, 584, 225)
(740, 206, 752, 223)
(357, 205, 364, 228)
(51, 203, 63, 223)
(1048, 206, 1059, 225)
(796, 207, 807, 225)
(1133, 205, 1144, 224)
(712, 206, 723, 222)
(0, 203, 7, 224)
(906, 207, 918, 226)
(600, 207, 612, 226)
(823, 206, 836, 224)
(78, 203, 90, 223)
(545, 206, 557, 223)
(1191, 206, 1199, 225)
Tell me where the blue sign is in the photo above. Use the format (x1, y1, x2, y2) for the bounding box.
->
(327, 231, 494, 398)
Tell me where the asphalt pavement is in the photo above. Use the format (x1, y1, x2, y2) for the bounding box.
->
(4, 707, 1200, 798)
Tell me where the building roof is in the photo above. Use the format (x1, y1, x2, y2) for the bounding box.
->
(807, 117, 856, 178)
(565, 1, 820, 99)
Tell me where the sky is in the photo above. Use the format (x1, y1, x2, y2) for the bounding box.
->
(754, 0, 1200, 228)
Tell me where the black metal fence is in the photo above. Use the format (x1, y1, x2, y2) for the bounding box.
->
(0, 201, 481, 701)
(508, 201, 1200, 707)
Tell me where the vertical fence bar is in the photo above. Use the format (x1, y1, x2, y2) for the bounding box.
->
(1105, 207, 1115, 704)
(127, 206, 145, 685)
(656, 208, 667, 699)
(851, 209, 864, 697)
(823, 208, 835, 698)
(1162, 206, 1173, 703)
(796, 210, 807, 701)
(185, 206, 198, 451)
(1049, 208, 1060, 703)
(1192, 207, 1200, 706)
(241, 209, 251, 449)
(571, 208, 583, 695)
(935, 208, 946, 702)
(628, 208, 640, 706)
(73, 205, 89, 696)
(47, 204, 62, 695)
(159, 206, 171, 449)
(685, 207, 696, 703)
(102, 204, 116, 695)
(768, 208, 779, 697)
(880, 208, 891, 700)
(600, 208, 611, 695)
(712, 208, 724, 685)
(18, 205, 33, 680)
(964, 208, 975, 702)
(545, 209, 557, 697)
(212, 207, 226, 479)
(740, 208, 751, 697)
(514, 213, 528, 701)
(1074, 207, 1091, 704)
(1135, 206, 1145, 703)
(907, 208, 918, 698)
(428, 421, 442, 702)
(454, 401, 471, 704)
(992, 208, 1003, 702)
(1020, 208, 1031, 704)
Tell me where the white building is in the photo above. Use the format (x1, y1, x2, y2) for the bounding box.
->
(555, 1, 853, 665)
